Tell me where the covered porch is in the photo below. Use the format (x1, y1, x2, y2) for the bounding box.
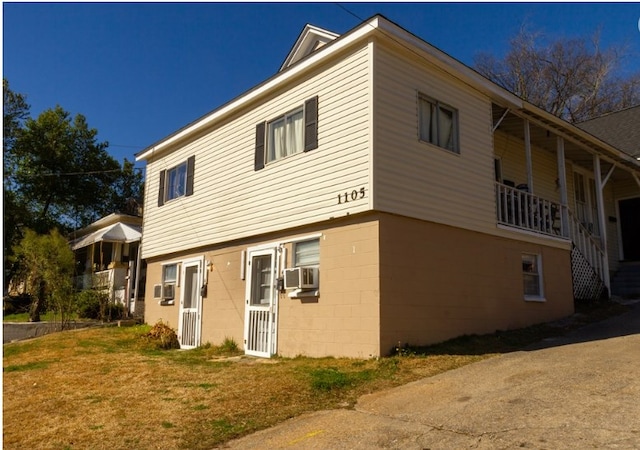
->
(69, 214, 146, 317)
(491, 103, 640, 300)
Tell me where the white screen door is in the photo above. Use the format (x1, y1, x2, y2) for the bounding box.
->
(178, 259, 202, 349)
(244, 248, 278, 357)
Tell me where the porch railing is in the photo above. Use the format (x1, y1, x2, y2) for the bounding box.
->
(567, 209, 606, 283)
(73, 270, 112, 291)
(495, 182, 564, 238)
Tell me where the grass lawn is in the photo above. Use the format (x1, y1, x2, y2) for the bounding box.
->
(2, 301, 628, 449)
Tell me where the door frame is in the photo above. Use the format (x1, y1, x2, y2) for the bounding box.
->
(573, 168, 600, 236)
(243, 245, 280, 358)
(178, 256, 204, 349)
(616, 195, 640, 261)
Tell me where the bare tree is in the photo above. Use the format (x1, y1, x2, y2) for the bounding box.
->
(475, 26, 640, 122)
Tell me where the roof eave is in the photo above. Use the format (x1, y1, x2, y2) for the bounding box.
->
(136, 17, 380, 162)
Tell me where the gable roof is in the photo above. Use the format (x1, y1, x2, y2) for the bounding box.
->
(135, 14, 639, 173)
(280, 24, 339, 71)
(577, 105, 640, 159)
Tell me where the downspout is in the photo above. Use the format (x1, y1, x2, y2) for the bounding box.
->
(593, 155, 611, 293)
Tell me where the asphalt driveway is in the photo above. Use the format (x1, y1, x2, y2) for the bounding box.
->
(224, 300, 640, 449)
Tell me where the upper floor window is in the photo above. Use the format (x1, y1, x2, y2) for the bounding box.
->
(255, 96, 318, 170)
(267, 107, 304, 163)
(157, 155, 195, 206)
(418, 94, 459, 153)
(167, 162, 187, 200)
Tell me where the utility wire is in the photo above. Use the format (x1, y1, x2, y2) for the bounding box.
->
(17, 167, 144, 177)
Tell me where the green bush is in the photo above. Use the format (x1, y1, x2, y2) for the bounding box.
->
(76, 290, 126, 321)
(76, 290, 105, 319)
(3, 294, 32, 317)
(104, 302, 126, 321)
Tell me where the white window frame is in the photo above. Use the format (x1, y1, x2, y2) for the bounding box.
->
(163, 263, 178, 285)
(293, 239, 320, 268)
(418, 93, 459, 153)
(158, 262, 180, 305)
(522, 253, 544, 301)
(266, 106, 304, 164)
(166, 162, 187, 201)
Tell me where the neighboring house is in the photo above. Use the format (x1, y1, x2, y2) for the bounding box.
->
(135, 15, 640, 358)
(69, 213, 146, 317)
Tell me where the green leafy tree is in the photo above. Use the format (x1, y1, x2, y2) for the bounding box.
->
(3, 78, 30, 172)
(474, 27, 640, 122)
(3, 79, 32, 291)
(10, 105, 121, 230)
(3, 80, 144, 293)
(12, 229, 75, 325)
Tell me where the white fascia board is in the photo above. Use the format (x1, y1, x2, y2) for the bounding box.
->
(136, 19, 376, 162)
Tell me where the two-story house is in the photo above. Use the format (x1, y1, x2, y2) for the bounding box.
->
(135, 15, 640, 358)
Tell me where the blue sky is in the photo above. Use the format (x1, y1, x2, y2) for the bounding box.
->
(3, 2, 640, 170)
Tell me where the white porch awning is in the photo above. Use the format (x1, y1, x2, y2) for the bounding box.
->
(70, 223, 142, 251)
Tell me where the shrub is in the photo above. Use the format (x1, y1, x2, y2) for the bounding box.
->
(220, 337, 239, 354)
(104, 302, 126, 321)
(144, 320, 180, 350)
(76, 290, 126, 321)
(76, 290, 104, 319)
(3, 294, 32, 316)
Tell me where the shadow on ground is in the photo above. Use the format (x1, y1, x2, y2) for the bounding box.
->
(397, 300, 637, 357)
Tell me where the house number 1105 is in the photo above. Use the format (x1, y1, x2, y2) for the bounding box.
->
(337, 187, 366, 204)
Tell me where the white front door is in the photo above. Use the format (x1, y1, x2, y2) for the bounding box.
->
(244, 248, 278, 357)
(178, 259, 203, 349)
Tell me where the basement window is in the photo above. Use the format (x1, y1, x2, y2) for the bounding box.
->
(522, 253, 544, 301)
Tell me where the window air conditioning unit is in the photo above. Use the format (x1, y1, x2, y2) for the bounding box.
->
(283, 266, 319, 290)
(153, 284, 162, 299)
(163, 283, 175, 300)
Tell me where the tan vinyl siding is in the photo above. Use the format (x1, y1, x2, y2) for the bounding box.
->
(142, 45, 373, 259)
(372, 41, 496, 235)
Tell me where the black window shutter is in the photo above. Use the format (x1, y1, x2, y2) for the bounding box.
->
(185, 155, 195, 196)
(304, 96, 318, 152)
(255, 122, 266, 171)
(158, 170, 166, 207)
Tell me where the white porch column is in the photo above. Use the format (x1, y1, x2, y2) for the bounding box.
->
(524, 119, 534, 193)
(593, 154, 611, 291)
(133, 242, 143, 307)
(556, 137, 569, 237)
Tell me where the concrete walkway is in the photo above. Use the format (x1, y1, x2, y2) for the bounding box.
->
(223, 301, 640, 449)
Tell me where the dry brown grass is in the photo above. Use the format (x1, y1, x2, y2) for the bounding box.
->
(3, 301, 626, 449)
(2, 326, 488, 449)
